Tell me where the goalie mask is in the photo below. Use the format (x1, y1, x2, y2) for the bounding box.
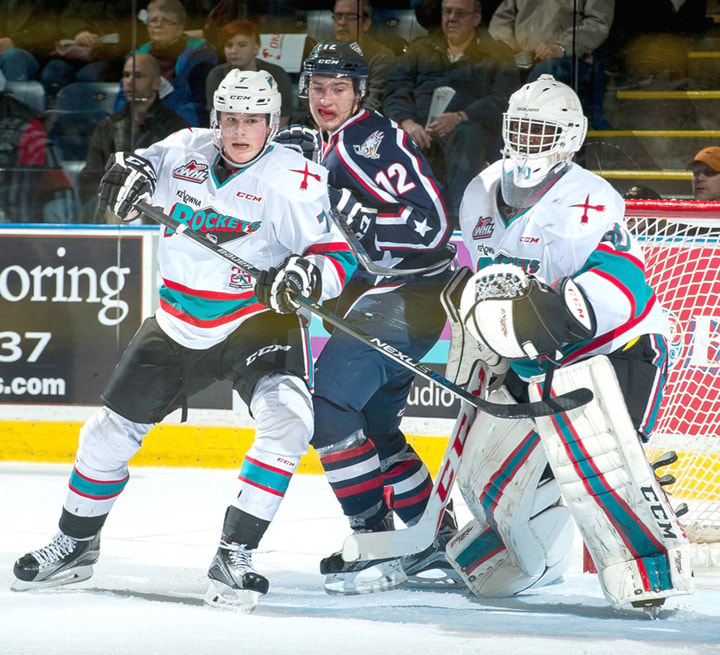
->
(298, 41, 369, 101)
(501, 74, 588, 208)
(212, 69, 282, 166)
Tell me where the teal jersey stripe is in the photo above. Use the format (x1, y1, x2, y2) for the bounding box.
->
(159, 285, 252, 322)
(69, 468, 129, 500)
(579, 246, 654, 318)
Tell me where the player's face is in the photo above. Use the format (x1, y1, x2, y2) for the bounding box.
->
(224, 34, 259, 69)
(507, 119, 559, 155)
(218, 112, 270, 164)
(307, 76, 358, 133)
(690, 163, 720, 200)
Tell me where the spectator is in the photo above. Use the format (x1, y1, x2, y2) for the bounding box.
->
(205, 19, 293, 127)
(331, 0, 395, 111)
(686, 147, 720, 201)
(116, 0, 218, 126)
(488, 0, 614, 124)
(0, 0, 59, 82)
(40, 0, 135, 99)
(383, 0, 520, 223)
(0, 71, 76, 223)
(78, 53, 189, 222)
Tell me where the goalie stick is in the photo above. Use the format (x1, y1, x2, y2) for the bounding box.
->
(342, 360, 484, 562)
(136, 201, 592, 420)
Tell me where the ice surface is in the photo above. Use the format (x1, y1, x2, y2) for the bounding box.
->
(1, 463, 719, 655)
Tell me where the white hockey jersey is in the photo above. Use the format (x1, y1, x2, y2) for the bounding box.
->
(459, 160, 670, 379)
(138, 128, 357, 349)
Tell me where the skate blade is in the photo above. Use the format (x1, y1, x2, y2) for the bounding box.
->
(324, 561, 407, 596)
(204, 580, 260, 613)
(631, 598, 665, 619)
(11, 565, 94, 592)
(405, 567, 463, 588)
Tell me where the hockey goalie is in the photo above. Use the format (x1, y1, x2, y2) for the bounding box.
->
(443, 75, 695, 614)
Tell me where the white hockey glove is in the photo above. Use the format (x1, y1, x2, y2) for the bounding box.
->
(459, 263, 596, 360)
(255, 255, 322, 314)
(328, 186, 377, 238)
(272, 124, 321, 162)
(98, 152, 157, 222)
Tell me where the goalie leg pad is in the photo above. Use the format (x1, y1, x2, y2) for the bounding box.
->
(446, 386, 574, 596)
(447, 504, 574, 597)
(529, 356, 694, 609)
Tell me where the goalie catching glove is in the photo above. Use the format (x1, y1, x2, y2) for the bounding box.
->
(255, 255, 322, 315)
(328, 187, 377, 239)
(273, 125, 321, 162)
(98, 152, 157, 221)
(459, 263, 596, 360)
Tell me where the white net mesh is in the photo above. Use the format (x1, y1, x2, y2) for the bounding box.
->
(627, 202, 720, 553)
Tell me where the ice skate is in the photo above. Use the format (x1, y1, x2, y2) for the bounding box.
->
(402, 505, 463, 588)
(205, 537, 269, 612)
(12, 531, 101, 591)
(321, 508, 407, 595)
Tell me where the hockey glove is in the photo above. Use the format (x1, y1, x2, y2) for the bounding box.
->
(328, 186, 377, 238)
(98, 152, 157, 221)
(255, 255, 322, 314)
(459, 263, 596, 360)
(273, 124, 321, 162)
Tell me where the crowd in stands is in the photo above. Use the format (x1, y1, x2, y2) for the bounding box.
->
(0, 0, 717, 224)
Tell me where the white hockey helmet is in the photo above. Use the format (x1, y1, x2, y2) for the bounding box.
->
(211, 69, 282, 159)
(502, 74, 588, 189)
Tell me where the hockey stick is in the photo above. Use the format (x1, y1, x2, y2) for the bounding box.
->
(136, 201, 592, 420)
(328, 207, 454, 277)
(342, 359, 485, 562)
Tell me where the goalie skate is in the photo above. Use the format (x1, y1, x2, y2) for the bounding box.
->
(205, 538, 269, 612)
(12, 531, 101, 591)
(321, 551, 407, 595)
(401, 505, 463, 588)
(321, 509, 407, 595)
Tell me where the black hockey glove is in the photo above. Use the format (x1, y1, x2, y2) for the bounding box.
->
(255, 255, 322, 314)
(273, 124, 321, 162)
(328, 186, 377, 238)
(98, 152, 157, 221)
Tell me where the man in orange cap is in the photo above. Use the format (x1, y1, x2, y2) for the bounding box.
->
(686, 147, 720, 200)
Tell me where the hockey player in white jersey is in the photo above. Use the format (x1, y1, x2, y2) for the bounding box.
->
(12, 70, 357, 611)
(446, 75, 694, 614)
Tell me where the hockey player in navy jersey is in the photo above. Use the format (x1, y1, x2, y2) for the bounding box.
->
(12, 69, 357, 611)
(276, 41, 458, 595)
(446, 75, 694, 613)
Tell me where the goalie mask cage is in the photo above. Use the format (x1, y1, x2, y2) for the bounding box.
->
(623, 199, 720, 570)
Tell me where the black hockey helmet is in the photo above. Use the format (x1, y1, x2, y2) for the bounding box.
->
(298, 41, 369, 99)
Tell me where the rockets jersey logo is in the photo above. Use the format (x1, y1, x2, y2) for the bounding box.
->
(472, 216, 494, 239)
(570, 194, 605, 224)
(354, 130, 383, 160)
(165, 202, 261, 244)
(172, 160, 209, 183)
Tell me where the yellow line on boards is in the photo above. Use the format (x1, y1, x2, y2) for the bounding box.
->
(0, 420, 449, 475)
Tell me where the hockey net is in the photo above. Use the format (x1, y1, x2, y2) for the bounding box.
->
(627, 199, 720, 570)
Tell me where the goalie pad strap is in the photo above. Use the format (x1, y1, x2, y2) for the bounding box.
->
(529, 356, 694, 608)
